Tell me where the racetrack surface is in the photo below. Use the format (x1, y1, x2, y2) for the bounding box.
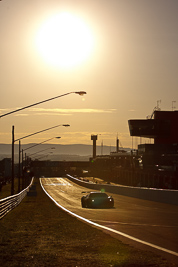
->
(41, 177, 178, 263)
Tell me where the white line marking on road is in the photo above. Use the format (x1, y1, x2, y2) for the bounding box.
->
(44, 178, 72, 187)
(92, 220, 177, 228)
(44, 183, 63, 186)
(40, 179, 178, 257)
(57, 178, 72, 186)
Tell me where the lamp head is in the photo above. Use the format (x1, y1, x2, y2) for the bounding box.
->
(62, 124, 70, 127)
(75, 91, 87, 96)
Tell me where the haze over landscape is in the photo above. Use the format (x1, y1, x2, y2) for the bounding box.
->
(0, 143, 130, 162)
(0, 0, 177, 149)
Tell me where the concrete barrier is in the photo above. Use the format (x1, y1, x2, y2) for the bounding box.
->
(66, 174, 178, 205)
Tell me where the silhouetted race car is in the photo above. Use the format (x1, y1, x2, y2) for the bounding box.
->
(81, 192, 114, 208)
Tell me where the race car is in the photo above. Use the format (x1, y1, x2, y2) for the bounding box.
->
(81, 192, 114, 208)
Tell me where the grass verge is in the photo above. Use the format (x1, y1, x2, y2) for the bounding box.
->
(0, 178, 175, 266)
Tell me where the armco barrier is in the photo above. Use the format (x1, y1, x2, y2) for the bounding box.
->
(0, 177, 34, 219)
(66, 174, 178, 205)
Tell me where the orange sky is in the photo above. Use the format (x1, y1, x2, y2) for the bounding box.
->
(0, 0, 178, 148)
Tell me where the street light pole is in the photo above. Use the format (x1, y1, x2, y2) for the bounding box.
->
(11, 125, 69, 195)
(22, 149, 24, 189)
(11, 126, 15, 195)
(18, 137, 60, 191)
(18, 140, 21, 192)
(1, 90, 86, 195)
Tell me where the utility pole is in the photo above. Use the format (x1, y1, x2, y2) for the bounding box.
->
(18, 140, 21, 192)
(11, 126, 14, 195)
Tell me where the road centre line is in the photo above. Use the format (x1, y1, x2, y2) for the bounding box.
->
(92, 220, 177, 228)
(44, 183, 70, 186)
(57, 177, 72, 186)
(40, 179, 178, 257)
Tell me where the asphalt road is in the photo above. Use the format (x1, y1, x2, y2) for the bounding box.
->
(41, 177, 178, 261)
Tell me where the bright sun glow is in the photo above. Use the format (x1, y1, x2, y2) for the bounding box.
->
(35, 12, 95, 68)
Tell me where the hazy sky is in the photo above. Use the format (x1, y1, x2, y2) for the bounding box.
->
(0, 0, 178, 148)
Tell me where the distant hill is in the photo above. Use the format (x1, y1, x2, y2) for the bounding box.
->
(0, 143, 131, 162)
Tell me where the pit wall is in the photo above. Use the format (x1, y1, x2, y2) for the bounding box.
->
(66, 174, 178, 205)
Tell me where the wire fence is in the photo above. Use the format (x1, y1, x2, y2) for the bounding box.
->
(0, 177, 34, 220)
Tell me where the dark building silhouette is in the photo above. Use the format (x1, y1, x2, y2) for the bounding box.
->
(129, 110, 178, 145)
(90, 110, 178, 189)
(128, 110, 178, 170)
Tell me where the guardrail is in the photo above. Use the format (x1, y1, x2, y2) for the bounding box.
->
(0, 177, 34, 219)
(66, 174, 178, 205)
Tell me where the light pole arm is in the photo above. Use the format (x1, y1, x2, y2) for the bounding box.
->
(0, 91, 86, 118)
(27, 147, 53, 157)
(23, 137, 57, 151)
(23, 136, 61, 152)
(14, 124, 68, 142)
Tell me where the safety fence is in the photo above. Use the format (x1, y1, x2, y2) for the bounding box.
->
(0, 177, 34, 220)
(66, 174, 178, 205)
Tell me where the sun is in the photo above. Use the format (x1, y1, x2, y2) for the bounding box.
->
(35, 12, 95, 69)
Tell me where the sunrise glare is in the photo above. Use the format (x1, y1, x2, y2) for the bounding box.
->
(35, 12, 95, 68)
(1, 1, 177, 147)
